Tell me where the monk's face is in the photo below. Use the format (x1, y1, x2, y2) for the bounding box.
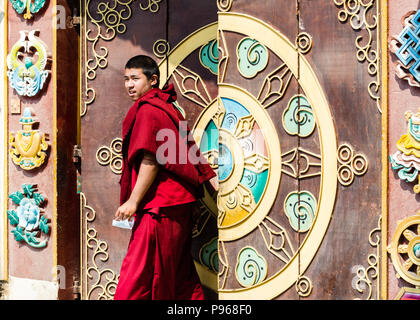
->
(124, 68, 158, 101)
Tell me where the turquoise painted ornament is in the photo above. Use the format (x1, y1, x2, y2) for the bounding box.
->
(218, 143, 233, 181)
(199, 237, 218, 273)
(7, 30, 51, 97)
(414, 243, 420, 259)
(199, 119, 219, 168)
(235, 246, 267, 287)
(284, 191, 317, 232)
(200, 39, 219, 75)
(282, 95, 315, 137)
(10, 0, 46, 19)
(7, 184, 49, 248)
(237, 37, 268, 78)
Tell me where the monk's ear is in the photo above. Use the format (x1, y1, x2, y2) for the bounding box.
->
(150, 74, 158, 87)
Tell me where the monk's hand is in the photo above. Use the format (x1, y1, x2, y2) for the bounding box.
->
(114, 198, 137, 221)
(191, 203, 201, 223)
(209, 176, 219, 192)
(205, 176, 219, 197)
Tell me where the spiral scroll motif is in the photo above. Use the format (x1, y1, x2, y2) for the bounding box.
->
(235, 247, 268, 288)
(237, 37, 269, 78)
(217, 0, 232, 12)
(153, 39, 170, 58)
(337, 143, 368, 186)
(96, 138, 123, 175)
(296, 32, 313, 54)
(295, 276, 313, 297)
(282, 95, 315, 138)
(83, 0, 164, 116)
(334, 0, 381, 112)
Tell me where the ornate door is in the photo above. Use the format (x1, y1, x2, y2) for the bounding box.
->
(79, 0, 219, 299)
(216, 0, 382, 300)
(80, 0, 383, 300)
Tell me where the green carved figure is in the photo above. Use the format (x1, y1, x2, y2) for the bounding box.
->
(7, 184, 49, 248)
(10, 0, 46, 19)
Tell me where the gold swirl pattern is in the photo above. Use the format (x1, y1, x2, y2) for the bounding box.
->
(139, 0, 162, 13)
(153, 39, 170, 58)
(83, 0, 135, 116)
(80, 193, 119, 300)
(295, 32, 313, 54)
(334, 0, 381, 113)
(352, 216, 381, 300)
(83, 0, 163, 116)
(86, 228, 119, 299)
(295, 276, 313, 297)
(337, 143, 368, 186)
(217, 0, 232, 12)
(96, 138, 123, 175)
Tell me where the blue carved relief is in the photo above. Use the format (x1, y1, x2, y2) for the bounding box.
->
(391, 9, 420, 86)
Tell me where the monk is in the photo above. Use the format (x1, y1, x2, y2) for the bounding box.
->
(113, 55, 217, 300)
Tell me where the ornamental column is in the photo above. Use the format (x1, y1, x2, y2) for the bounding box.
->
(0, 0, 5, 292)
(386, 0, 420, 300)
(2, 0, 79, 299)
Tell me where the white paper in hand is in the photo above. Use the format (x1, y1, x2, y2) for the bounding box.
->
(112, 218, 134, 230)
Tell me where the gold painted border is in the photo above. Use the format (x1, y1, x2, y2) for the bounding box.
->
(380, 0, 388, 300)
(218, 12, 337, 300)
(2, 0, 8, 281)
(79, 0, 83, 299)
(77, 0, 81, 146)
(52, 0, 58, 281)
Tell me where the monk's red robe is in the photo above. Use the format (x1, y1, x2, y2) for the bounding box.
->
(114, 84, 216, 300)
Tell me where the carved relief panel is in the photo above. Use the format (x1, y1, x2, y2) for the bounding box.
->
(387, 0, 420, 300)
